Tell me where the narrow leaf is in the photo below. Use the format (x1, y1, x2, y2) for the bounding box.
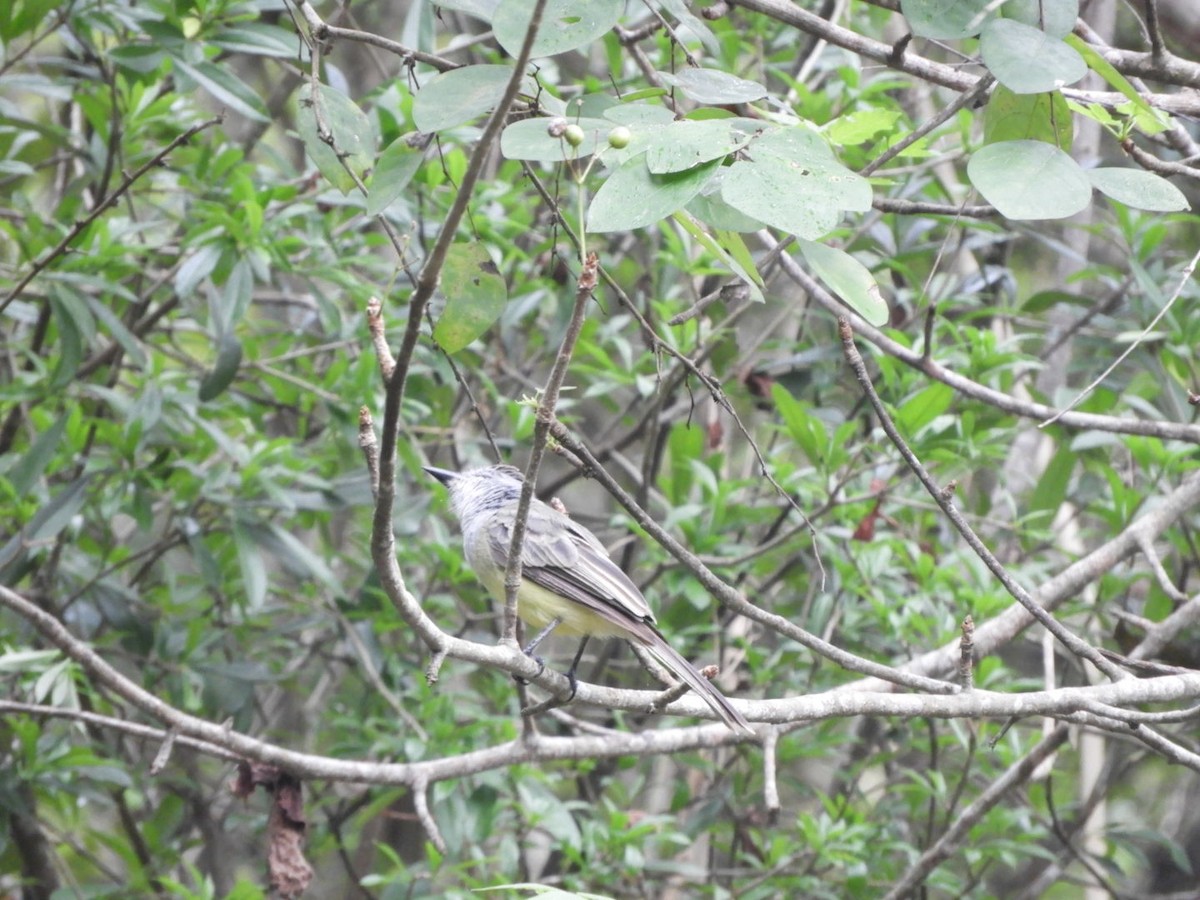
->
(798, 240, 888, 326)
(199, 334, 243, 401)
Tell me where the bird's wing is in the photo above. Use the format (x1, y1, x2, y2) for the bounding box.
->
(487, 499, 753, 734)
(486, 500, 656, 625)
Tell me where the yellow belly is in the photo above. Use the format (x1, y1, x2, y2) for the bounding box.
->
(480, 571, 631, 640)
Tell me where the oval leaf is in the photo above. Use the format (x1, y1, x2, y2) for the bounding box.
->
(967, 140, 1091, 219)
(901, 0, 994, 39)
(1088, 168, 1190, 212)
(1002, 0, 1078, 38)
(368, 134, 426, 216)
(980, 19, 1087, 94)
(500, 116, 609, 161)
(433, 244, 508, 353)
(645, 118, 763, 174)
(721, 128, 871, 239)
(587, 156, 721, 232)
(493, 0, 623, 57)
(798, 239, 888, 326)
(412, 64, 513, 133)
(983, 86, 1073, 148)
(687, 172, 766, 232)
(297, 82, 376, 194)
(657, 68, 767, 104)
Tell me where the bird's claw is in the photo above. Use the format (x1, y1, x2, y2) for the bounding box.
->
(514, 654, 546, 685)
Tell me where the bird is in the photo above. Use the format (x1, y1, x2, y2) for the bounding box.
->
(425, 463, 752, 734)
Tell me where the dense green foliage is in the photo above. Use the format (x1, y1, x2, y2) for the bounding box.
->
(3, 0, 1200, 897)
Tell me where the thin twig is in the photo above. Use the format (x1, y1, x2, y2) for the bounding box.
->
(862, 75, 994, 176)
(0, 116, 223, 315)
(502, 253, 600, 643)
(882, 726, 1070, 900)
(765, 233, 1200, 444)
(550, 420, 962, 695)
(369, 0, 550, 667)
(1039, 247, 1200, 427)
(838, 318, 1127, 681)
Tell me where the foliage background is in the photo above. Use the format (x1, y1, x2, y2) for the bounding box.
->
(2, 0, 1200, 897)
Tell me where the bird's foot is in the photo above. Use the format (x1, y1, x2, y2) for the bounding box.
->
(514, 654, 546, 685)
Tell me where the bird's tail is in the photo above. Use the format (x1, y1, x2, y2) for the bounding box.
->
(640, 631, 753, 735)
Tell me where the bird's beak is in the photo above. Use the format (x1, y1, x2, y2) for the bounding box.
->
(423, 466, 458, 486)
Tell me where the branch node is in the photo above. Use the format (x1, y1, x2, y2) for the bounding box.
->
(959, 615, 975, 691)
(426, 648, 447, 685)
(150, 725, 179, 775)
(888, 32, 912, 67)
(366, 296, 395, 381)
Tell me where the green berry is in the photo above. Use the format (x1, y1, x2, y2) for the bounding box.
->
(563, 124, 586, 148)
(606, 126, 632, 149)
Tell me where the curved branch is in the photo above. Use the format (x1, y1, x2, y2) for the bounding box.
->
(765, 233, 1200, 444)
(839, 317, 1126, 681)
(727, 0, 1200, 116)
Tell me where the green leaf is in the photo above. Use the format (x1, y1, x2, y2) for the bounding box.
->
(1030, 447, 1075, 520)
(296, 82, 376, 194)
(657, 0, 720, 54)
(657, 68, 767, 104)
(432, 0, 500, 21)
(1022, 289, 1086, 313)
(84, 294, 148, 368)
(714, 229, 765, 291)
(771, 384, 826, 464)
(234, 522, 268, 609)
(587, 156, 721, 232)
(967, 140, 1090, 220)
(720, 127, 871, 240)
(109, 44, 166, 74)
(896, 383, 953, 434)
(980, 19, 1086, 94)
(7, 475, 91, 559)
(797, 239, 888, 326)
(7, 417, 67, 495)
(983, 86, 1072, 147)
(49, 292, 86, 389)
(1002, 0, 1078, 38)
(412, 64, 515, 132)
(493, 0, 623, 57)
(219, 257, 253, 334)
(172, 58, 268, 122)
(900, 0, 994, 39)
(602, 102, 675, 126)
(1064, 34, 1170, 133)
(368, 134, 426, 216)
(687, 172, 765, 232)
(1088, 168, 1190, 212)
(433, 243, 508, 353)
(825, 108, 903, 146)
(672, 212, 764, 303)
(199, 334, 243, 402)
(211, 22, 298, 58)
(644, 118, 762, 174)
(176, 243, 222, 297)
(500, 116, 609, 161)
